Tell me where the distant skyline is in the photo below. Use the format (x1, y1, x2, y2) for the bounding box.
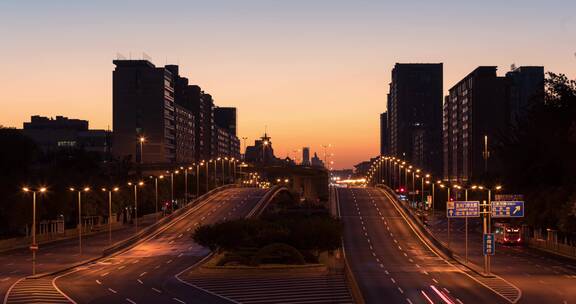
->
(1, 1, 575, 169)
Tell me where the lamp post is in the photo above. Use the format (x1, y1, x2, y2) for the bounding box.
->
(221, 158, 226, 185)
(69, 187, 90, 255)
(149, 175, 164, 220)
(439, 184, 451, 248)
(101, 187, 119, 245)
(128, 181, 144, 232)
(196, 163, 200, 197)
(22, 186, 46, 275)
(205, 161, 210, 192)
(139, 137, 145, 164)
(213, 159, 218, 187)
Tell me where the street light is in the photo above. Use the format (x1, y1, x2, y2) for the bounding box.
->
(149, 175, 164, 221)
(69, 187, 90, 255)
(139, 137, 146, 164)
(22, 186, 46, 275)
(101, 187, 119, 245)
(128, 181, 144, 232)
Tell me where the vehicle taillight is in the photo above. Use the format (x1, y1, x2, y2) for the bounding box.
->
(517, 238, 521, 242)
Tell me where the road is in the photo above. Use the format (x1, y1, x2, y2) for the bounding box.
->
(338, 186, 507, 304)
(0, 211, 158, 300)
(428, 214, 576, 303)
(6, 187, 266, 304)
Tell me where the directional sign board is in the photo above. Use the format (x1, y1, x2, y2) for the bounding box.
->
(483, 233, 495, 255)
(491, 201, 525, 218)
(446, 201, 480, 218)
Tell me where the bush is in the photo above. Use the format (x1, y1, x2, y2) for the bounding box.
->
(250, 243, 305, 266)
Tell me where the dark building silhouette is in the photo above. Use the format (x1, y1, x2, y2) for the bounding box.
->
(302, 147, 311, 166)
(505, 66, 545, 125)
(23, 115, 110, 156)
(311, 152, 325, 168)
(113, 60, 240, 164)
(245, 133, 276, 164)
(380, 112, 389, 156)
(112, 60, 177, 164)
(214, 107, 237, 136)
(387, 63, 443, 176)
(442, 66, 543, 183)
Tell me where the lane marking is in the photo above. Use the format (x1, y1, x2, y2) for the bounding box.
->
(108, 288, 117, 294)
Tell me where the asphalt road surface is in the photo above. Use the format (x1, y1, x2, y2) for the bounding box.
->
(338, 186, 507, 304)
(428, 213, 576, 303)
(8, 187, 266, 304)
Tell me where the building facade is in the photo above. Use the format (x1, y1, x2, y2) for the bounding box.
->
(380, 112, 389, 156)
(443, 66, 544, 183)
(302, 147, 311, 166)
(387, 63, 443, 176)
(112, 60, 176, 164)
(22, 115, 110, 156)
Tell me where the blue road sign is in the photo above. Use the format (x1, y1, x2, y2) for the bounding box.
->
(446, 201, 480, 218)
(483, 233, 495, 255)
(491, 201, 525, 218)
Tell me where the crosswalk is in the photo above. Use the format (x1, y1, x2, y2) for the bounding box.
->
(185, 272, 354, 304)
(4, 277, 72, 303)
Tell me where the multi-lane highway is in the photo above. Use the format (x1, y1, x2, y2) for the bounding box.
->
(429, 214, 576, 303)
(338, 186, 507, 304)
(0, 211, 158, 300)
(5, 187, 266, 304)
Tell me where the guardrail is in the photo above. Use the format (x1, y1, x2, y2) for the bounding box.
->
(246, 185, 289, 218)
(102, 184, 236, 256)
(332, 186, 366, 304)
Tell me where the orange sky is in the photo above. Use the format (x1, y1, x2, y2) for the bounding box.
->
(1, 1, 575, 169)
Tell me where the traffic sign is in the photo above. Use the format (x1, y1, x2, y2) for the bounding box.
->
(491, 201, 524, 218)
(483, 233, 495, 255)
(446, 201, 480, 218)
(29, 245, 39, 251)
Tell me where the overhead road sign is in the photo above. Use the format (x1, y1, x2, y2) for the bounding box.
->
(447, 201, 480, 218)
(491, 201, 524, 218)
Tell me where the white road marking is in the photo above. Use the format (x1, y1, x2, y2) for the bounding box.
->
(391, 278, 396, 283)
(140, 272, 147, 277)
(172, 298, 186, 304)
(108, 288, 118, 294)
(126, 298, 137, 304)
(398, 287, 404, 294)
(137, 279, 143, 284)
(152, 288, 162, 293)
(96, 279, 102, 285)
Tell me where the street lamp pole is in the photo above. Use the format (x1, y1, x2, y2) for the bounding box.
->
(23, 187, 46, 275)
(70, 187, 89, 255)
(139, 137, 145, 164)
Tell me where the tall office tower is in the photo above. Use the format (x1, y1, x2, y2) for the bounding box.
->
(443, 66, 545, 183)
(380, 112, 389, 155)
(215, 107, 237, 136)
(387, 63, 443, 175)
(302, 147, 311, 166)
(443, 67, 509, 183)
(505, 66, 544, 124)
(112, 60, 177, 164)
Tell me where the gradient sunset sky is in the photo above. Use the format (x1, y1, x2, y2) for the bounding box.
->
(1, 1, 575, 169)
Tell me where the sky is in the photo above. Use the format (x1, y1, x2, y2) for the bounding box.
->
(1, 0, 575, 169)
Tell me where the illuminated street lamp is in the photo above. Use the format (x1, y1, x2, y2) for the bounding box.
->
(69, 187, 90, 255)
(139, 136, 146, 164)
(149, 175, 164, 221)
(128, 181, 144, 232)
(22, 186, 46, 275)
(101, 187, 119, 244)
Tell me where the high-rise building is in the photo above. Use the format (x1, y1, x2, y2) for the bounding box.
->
(311, 152, 324, 168)
(112, 60, 176, 164)
(387, 63, 443, 175)
(380, 112, 389, 156)
(506, 66, 545, 124)
(443, 66, 544, 183)
(302, 147, 310, 166)
(215, 107, 237, 136)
